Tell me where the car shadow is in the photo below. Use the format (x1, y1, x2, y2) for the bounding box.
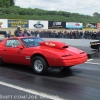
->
(0, 63, 82, 78)
(45, 68, 73, 78)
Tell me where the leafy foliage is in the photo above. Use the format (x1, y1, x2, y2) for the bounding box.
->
(0, 0, 15, 7)
(0, 0, 100, 24)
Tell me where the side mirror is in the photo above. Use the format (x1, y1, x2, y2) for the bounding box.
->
(16, 45, 23, 49)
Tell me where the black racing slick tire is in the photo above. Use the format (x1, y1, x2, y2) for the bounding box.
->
(32, 56, 48, 75)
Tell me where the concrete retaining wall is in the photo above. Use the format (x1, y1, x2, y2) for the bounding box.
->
(42, 38, 99, 47)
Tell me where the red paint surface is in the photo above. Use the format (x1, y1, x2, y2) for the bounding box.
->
(0, 37, 88, 67)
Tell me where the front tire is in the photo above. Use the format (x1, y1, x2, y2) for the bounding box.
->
(32, 56, 48, 75)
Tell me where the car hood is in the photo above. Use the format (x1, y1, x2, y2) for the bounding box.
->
(58, 46, 87, 59)
(39, 41, 87, 58)
(67, 46, 85, 55)
(39, 41, 68, 50)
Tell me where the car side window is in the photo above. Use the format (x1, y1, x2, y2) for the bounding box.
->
(33, 38, 42, 46)
(22, 38, 42, 47)
(15, 40, 21, 46)
(6, 39, 21, 47)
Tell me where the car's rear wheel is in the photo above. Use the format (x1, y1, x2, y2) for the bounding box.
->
(32, 56, 48, 75)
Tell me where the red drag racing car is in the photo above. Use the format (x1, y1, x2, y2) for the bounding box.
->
(0, 37, 88, 74)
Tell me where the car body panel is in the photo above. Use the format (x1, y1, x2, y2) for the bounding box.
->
(0, 37, 88, 67)
(3, 47, 26, 64)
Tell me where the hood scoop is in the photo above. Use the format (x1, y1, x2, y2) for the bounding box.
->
(40, 41, 68, 49)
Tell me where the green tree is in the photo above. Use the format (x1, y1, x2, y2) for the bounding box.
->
(0, 5, 100, 24)
(0, 0, 15, 8)
(93, 12, 99, 17)
(0, 0, 3, 7)
(10, 0, 15, 6)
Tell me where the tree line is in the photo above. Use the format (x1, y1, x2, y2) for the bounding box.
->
(0, 0, 15, 7)
(0, 0, 100, 26)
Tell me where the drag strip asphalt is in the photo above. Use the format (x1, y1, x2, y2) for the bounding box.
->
(0, 62, 100, 100)
(0, 85, 47, 100)
(86, 58, 100, 65)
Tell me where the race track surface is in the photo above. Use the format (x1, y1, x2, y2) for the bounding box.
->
(0, 60, 100, 100)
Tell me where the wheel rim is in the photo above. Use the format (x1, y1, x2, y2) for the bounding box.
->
(34, 59, 43, 72)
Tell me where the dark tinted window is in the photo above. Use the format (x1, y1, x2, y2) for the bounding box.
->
(22, 38, 44, 47)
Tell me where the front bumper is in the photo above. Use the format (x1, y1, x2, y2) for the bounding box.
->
(50, 55, 88, 67)
(62, 56, 88, 66)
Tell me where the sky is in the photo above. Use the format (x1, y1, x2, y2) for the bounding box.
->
(15, 0, 100, 16)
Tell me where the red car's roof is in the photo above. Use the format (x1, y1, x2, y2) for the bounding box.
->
(17, 36, 36, 38)
(0, 36, 38, 42)
(7, 36, 37, 39)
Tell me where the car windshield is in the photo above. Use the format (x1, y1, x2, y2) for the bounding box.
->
(21, 38, 44, 47)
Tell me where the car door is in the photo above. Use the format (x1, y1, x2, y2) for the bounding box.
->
(2, 39, 26, 64)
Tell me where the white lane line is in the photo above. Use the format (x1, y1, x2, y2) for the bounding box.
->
(0, 81, 64, 100)
(85, 59, 100, 65)
(86, 59, 93, 62)
(85, 62, 100, 65)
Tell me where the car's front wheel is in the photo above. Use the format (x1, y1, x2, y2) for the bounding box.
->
(32, 56, 48, 75)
